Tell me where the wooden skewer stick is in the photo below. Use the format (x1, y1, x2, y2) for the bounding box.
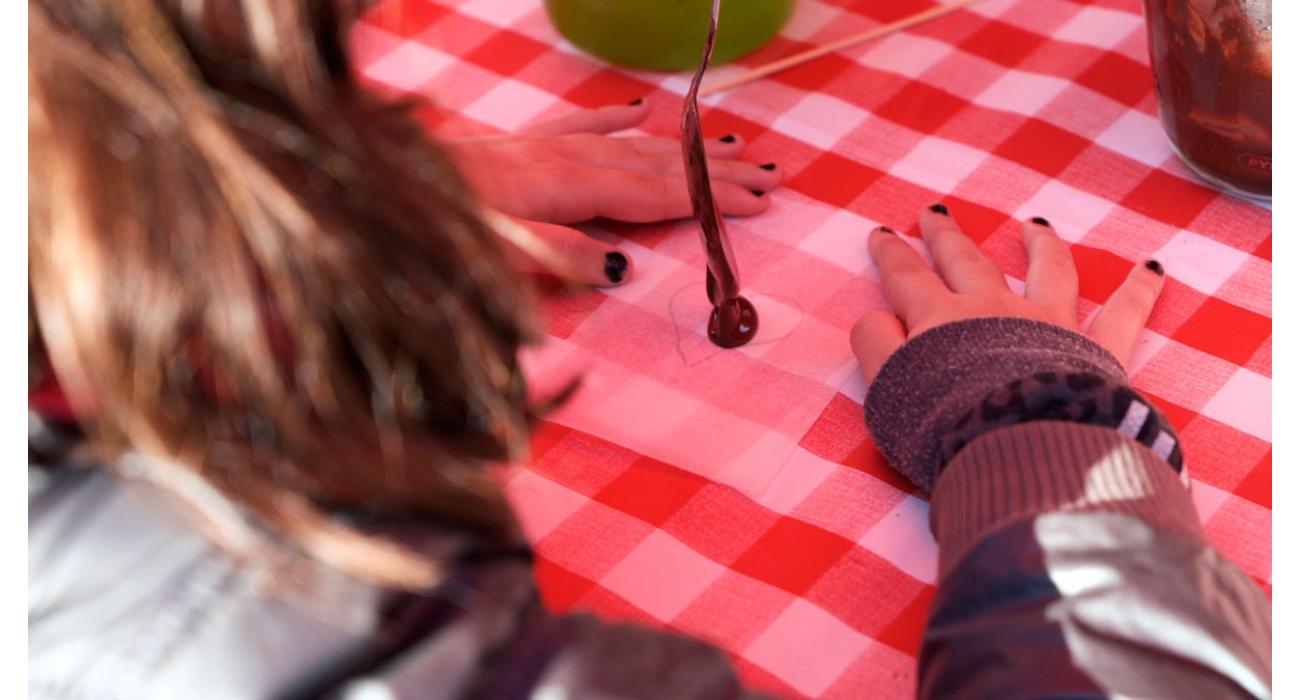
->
(699, 0, 985, 97)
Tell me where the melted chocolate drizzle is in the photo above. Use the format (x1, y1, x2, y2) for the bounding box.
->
(681, 0, 758, 348)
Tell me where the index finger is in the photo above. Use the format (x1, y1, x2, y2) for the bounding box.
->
(868, 227, 952, 328)
(518, 101, 649, 137)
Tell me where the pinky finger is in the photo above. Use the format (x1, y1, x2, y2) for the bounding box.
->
(851, 310, 908, 385)
(1086, 260, 1165, 368)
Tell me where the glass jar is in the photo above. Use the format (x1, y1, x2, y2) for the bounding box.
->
(543, 0, 794, 72)
(1141, 0, 1271, 203)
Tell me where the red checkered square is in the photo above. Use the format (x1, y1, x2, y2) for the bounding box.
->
(800, 392, 876, 464)
(563, 70, 658, 109)
(673, 571, 794, 651)
(662, 483, 782, 565)
(412, 11, 498, 58)
(772, 41, 857, 93)
(1245, 337, 1270, 378)
(994, 117, 1092, 177)
(1122, 169, 1221, 230)
(1076, 51, 1152, 107)
(821, 643, 917, 700)
(732, 518, 856, 595)
(806, 547, 929, 637)
(844, 438, 918, 495)
(1234, 450, 1270, 509)
(961, 19, 1050, 67)
(1173, 297, 1271, 366)
(1143, 393, 1199, 433)
(790, 467, 908, 543)
(788, 152, 887, 208)
(1178, 416, 1271, 493)
(1131, 340, 1238, 418)
(594, 456, 708, 527)
(534, 555, 597, 611)
(536, 501, 655, 582)
(876, 81, 969, 135)
(699, 108, 770, 145)
(528, 427, 642, 497)
(1203, 498, 1271, 584)
(1254, 235, 1271, 261)
(361, 0, 449, 38)
(462, 28, 548, 76)
(1071, 244, 1135, 304)
(875, 585, 937, 656)
(946, 196, 1016, 245)
(537, 286, 608, 339)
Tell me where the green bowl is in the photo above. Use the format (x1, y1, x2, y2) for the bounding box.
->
(544, 0, 796, 72)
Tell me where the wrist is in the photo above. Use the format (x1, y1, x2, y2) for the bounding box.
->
(864, 317, 1128, 491)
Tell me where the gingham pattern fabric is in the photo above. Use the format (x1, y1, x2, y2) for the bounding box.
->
(352, 1, 1272, 697)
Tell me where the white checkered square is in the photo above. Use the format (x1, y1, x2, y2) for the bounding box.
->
(715, 432, 801, 501)
(755, 448, 839, 515)
(857, 495, 938, 584)
(457, 0, 539, 26)
(1054, 6, 1144, 49)
(973, 69, 1071, 117)
(506, 469, 589, 541)
(966, 0, 1023, 20)
(796, 210, 880, 273)
(360, 40, 455, 92)
(743, 599, 873, 697)
(772, 93, 871, 150)
(1096, 110, 1174, 167)
(890, 136, 988, 194)
(857, 33, 954, 79)
(1199, 368, 1271, 442)
(1189, 478, 1232, 524)
(782, 0, 841, 41)
(1014, 180, 1116, 242)
(1152, 230, 1250, 296)
(600, 530, 726, 620)
(462, 79, 561, 132)
(1129, 329, 1171, 375)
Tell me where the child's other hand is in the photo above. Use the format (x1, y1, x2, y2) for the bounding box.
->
(851, 205, 1165, 382)
(453, 100, 781, 287)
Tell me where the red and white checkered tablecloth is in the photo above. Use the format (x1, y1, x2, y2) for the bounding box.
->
(352, 1, 1272, 697)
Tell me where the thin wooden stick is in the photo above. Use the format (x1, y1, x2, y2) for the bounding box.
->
(699, 0, 985, 97)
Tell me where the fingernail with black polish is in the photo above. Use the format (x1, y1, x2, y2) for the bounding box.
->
(720, 134, 737, 143)
(1031, 216, 1051, 227)
(751, 189, 766, 197)
(627, 98, 644, 106)
(1145, 259, 1164, 276)
(605, 252, 629, 284)
(929, 203, 949, 215)
(759, 162, 777, 171)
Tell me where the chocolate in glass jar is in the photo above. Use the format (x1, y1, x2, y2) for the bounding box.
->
(1141, 0, 1271, 202)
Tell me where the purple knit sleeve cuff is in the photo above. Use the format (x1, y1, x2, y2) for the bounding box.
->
(864, 317, 1128, 492)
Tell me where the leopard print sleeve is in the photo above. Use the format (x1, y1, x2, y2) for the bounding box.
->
(938, 371, 1185, 481)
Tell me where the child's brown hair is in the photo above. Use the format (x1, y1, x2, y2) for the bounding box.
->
(29, 0, 538, 588)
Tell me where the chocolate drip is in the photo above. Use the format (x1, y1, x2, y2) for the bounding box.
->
(681, 0, 758, 348)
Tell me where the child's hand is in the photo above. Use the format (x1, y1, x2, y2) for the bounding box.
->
(851, 205, 1165, 382)
(453, 100, 782, 286)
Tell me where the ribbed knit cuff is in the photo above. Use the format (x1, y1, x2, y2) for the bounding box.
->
(930, 421, 1204, 580)
(866, 317, 1128, 492)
